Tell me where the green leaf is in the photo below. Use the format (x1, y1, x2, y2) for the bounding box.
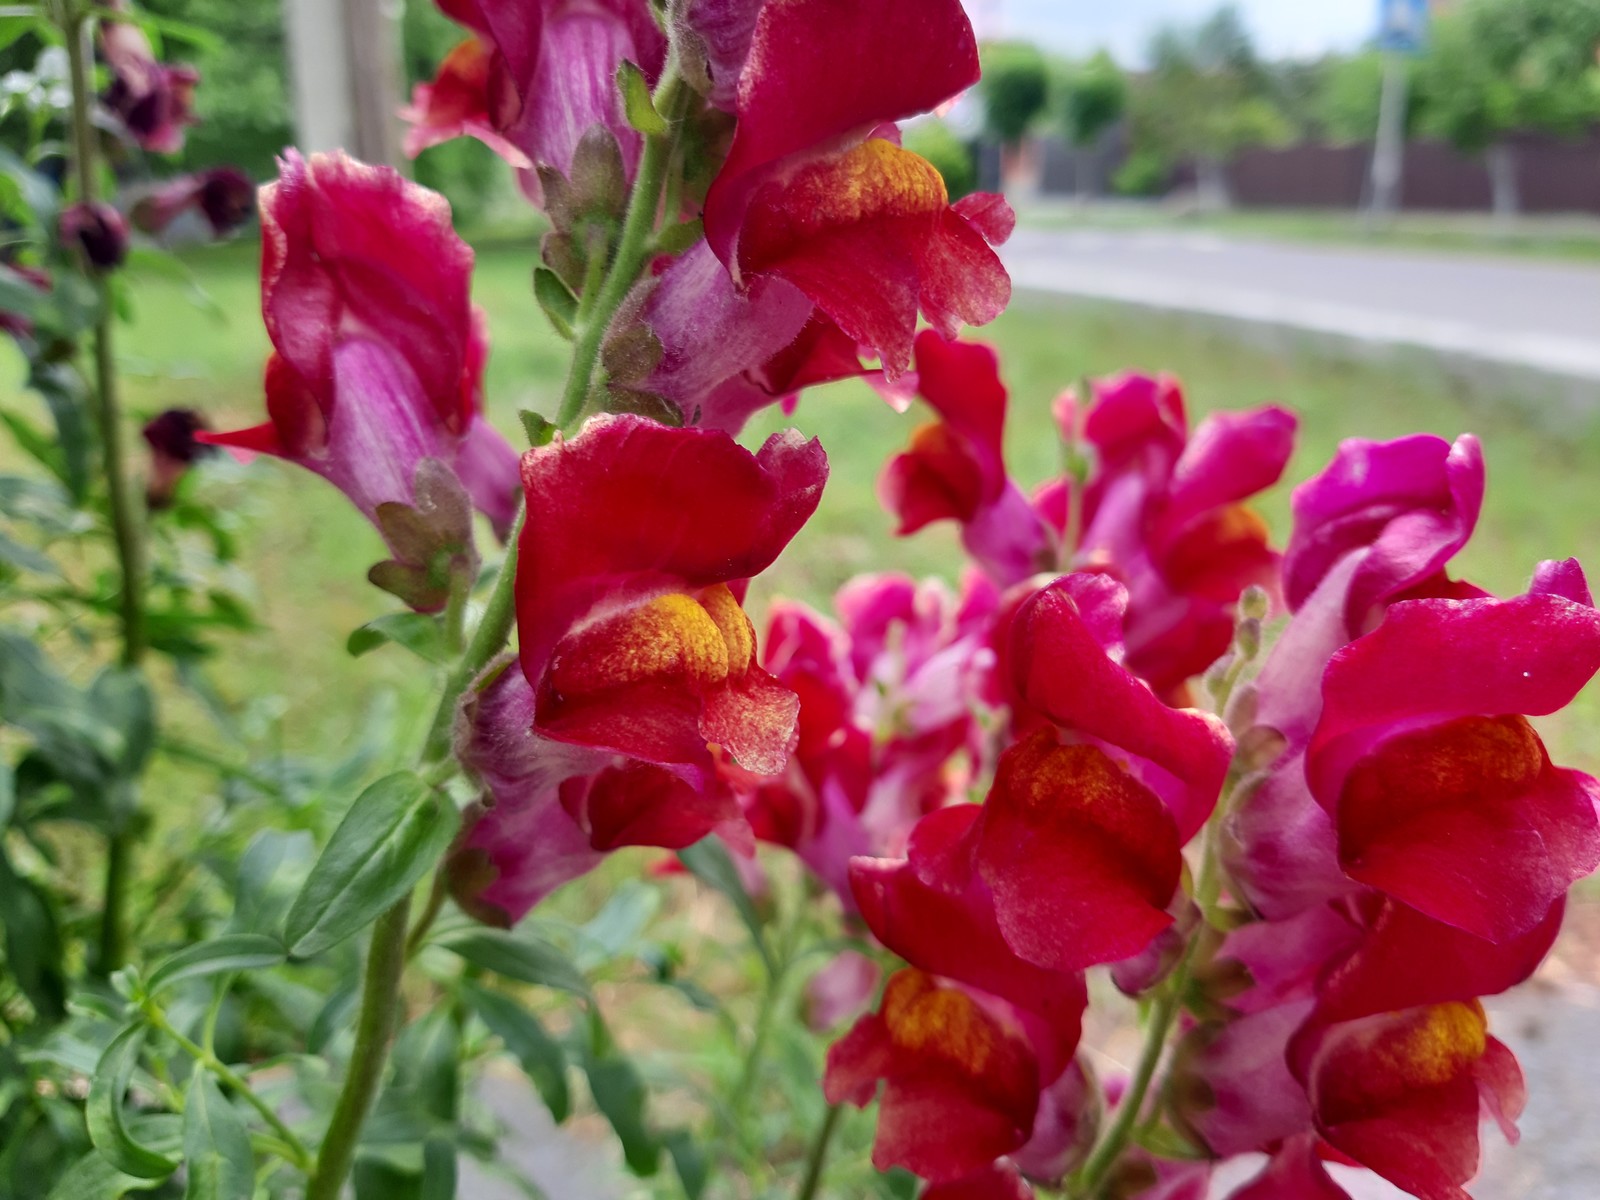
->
(518, 410, 557, 447)
(87, 1026, 180, 1181)
(182, 1073, 254, 1200)
(145, 935, 286, 998)
(392, 1009, 460, 1124)
(438, 930, 590, 999)
(584, 1050, 659, 1176)
(89, 666, 157, 779)
(664, 1129, 709, 1200)
(0, 848, 65, 1020)
(285, 772, 458, 958)
(46, 1152, 167, 1200)
(461, 982, 570, 1122)
(347, 613, 450, 664)
(0, 529, 60, 576)
(678, 837, 776, 978)
(617, 60, 668, 135)
(420, 1137, 456, 1200)
(0, 145, 57, 224)
(532, 268, 577, 340)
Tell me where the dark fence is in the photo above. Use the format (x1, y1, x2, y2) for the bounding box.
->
(1197, 131, 1600, 214)
(1030, 128, 1600, 215)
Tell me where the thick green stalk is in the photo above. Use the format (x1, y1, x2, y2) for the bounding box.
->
(304, 897, 412, 1199)
(65, 7, 147, 975)
(308, 501, 526, 1192)
(794, 1103, 843, 1200)
(555, 72, 686, 430)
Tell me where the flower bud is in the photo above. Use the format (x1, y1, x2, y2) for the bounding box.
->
(59, 202, 129, 271)
(1234, 616, 1262, 661)
(141, 408, 215, 508)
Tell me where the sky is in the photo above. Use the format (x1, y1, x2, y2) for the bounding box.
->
(977, 0, 1380, 63)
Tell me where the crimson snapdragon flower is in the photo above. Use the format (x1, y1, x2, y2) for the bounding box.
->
(406, 0, 666, 200)
(201, 152, 520, 604)
(449, 415, 827, 925)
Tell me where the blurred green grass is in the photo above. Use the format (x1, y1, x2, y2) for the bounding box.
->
(7, 237, 1600, 774)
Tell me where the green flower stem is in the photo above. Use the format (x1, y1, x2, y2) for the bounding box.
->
(420, 504, 525, 767)
(304, 896, 412, 1200)
(308, 500, 526, 1194)
(404, 867, 449, 959)
(64, 5, 147, 976)
(141, 1000, 315, 1174)
(1075, 731, 1239, 1194)
(555, 70, 687, 430)
(64, 13, 146, 668)
(794, 1103, 843, 1200)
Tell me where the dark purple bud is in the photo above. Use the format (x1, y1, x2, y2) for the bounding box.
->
(142, 408, 214, 507)
(60, 201, 130, 271)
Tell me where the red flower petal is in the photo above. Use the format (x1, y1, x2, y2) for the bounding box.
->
(1012, 578, 1233, 841)
(1293, 1002, 1517, 1200)
(825, 970, 1040, 1183)
(974, 731, 1182, 972)
(516, 416, 826, 769)
(1228, 1135, 1352, 1200)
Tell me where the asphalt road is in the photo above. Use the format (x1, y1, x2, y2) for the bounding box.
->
(1002, 227, 1600, 381)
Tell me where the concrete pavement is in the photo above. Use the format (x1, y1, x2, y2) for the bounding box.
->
(1002, 227, 1600, 382)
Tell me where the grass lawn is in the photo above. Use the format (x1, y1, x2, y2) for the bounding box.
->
(8, 235, 1600, 774)
(1019, 200, 1600, 264)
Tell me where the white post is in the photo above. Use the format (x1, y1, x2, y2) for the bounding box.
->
(282, 0, 356, 155)
(1367, 53, 1408, 223)
(280, 0, 405, 167)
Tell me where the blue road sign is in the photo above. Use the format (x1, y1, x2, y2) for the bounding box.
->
(1377, 0, 1430, 54)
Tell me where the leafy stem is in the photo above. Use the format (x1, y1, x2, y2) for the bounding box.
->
(794, 1103, 844, 1200)
(139, 997, 315, 1174)
(63, 1, 147, 976)
(555, 67, 688, 431)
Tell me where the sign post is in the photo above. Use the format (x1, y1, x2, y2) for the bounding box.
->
(1368, 0, 1430, 222)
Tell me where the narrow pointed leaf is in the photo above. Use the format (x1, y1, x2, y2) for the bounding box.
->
(87, 1026, 180, 1181)
(462, 982, 571, 1121)
(286, 772, 457, 957)
(146, 935, 285, 998)
(182, 1072, 254, 1200)
(617, 61, 667, 135)
(678, 837, 775, 977)
(438, 929, 590, 999)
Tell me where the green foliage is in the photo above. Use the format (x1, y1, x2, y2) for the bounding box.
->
(1112, 147, 1172, 197)
(1059, 51, 1127, 149)
(138, 0, 293, 177)
(403, 0, 513, 223)
(1415, 0, 1600, 155)
(902, 119, 977, 200)
(1318, 51, 1424, 144)
(1127, 3, 1292, 174)
(977, 41, 1051, 144)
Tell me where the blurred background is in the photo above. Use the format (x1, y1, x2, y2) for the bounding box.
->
(7, 1, 1600, 1195)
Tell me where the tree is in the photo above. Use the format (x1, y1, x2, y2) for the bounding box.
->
(978, 41, 1051, 146)
(1057, 51, 1126, 198)
(1127, 4, 1290, 208)
(1417, 0, 1600, 216)
(1319, 51, 1423, 145)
